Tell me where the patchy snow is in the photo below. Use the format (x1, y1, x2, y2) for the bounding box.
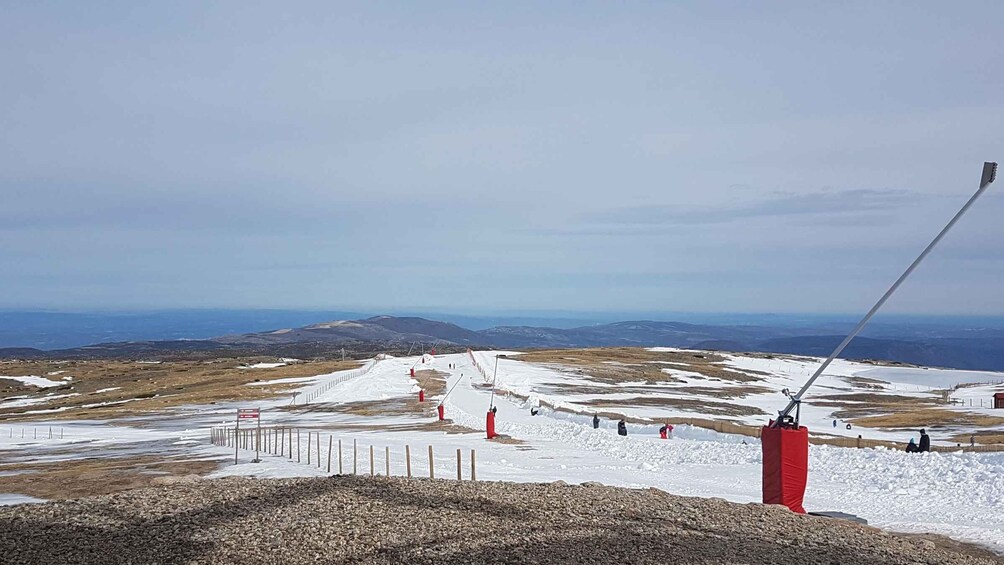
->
(2, 352, 1002, 553)
(246, 376, 321, 387)
(241, 362, 287, 369)
(0, 375, 66, 388)
(0, 494, 45, 506)
(0, 393, 79, 409)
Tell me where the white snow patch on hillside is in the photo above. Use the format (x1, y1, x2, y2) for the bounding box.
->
(0, 375, 66, 388)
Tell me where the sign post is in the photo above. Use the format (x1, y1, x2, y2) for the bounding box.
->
(237, 408, 260, 464)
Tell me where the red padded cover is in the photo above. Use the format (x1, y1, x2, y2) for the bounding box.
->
(761, 423, 809, 513)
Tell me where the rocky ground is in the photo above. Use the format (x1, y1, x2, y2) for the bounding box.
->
(0, 475, 999, 565)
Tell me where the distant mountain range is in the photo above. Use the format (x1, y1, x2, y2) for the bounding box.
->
(4, 315, 1004, 371)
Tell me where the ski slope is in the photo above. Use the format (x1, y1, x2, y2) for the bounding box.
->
(1, 351, 1002, 551)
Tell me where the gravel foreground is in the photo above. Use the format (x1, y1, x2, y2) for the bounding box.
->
(0, 476, 999, 565)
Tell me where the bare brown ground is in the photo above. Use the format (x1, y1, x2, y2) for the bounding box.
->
(0, 455, 220, 499)
(851, 409, 1004, 430)
(582, 395, 768, 417)
(949, 432, 1004, 445)
(514, 348, 767, 383)
(0, 358, 362, 422)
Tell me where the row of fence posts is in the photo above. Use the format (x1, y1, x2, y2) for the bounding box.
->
(688, 418, 1004, 452)
(947, 397, 996, 408)
(468, 349, 490, 383)
(296, 359, 379, 406)
(211, 426, 477, 480)
(4, 426, 63, 440)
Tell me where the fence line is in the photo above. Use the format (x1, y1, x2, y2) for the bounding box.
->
(212, 425, 480, 482)
(2, 427, 65, 441)
(295, 358, 380, 406)
(468, 349, 491, 383)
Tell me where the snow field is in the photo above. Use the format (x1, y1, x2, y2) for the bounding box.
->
(1, 351, 1002, 552)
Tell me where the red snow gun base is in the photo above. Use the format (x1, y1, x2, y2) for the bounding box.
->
(486, 410, 497, 439)
(761, 421, 809, 514)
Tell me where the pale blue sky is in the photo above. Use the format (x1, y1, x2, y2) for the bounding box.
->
(2, 2, 1002, 315)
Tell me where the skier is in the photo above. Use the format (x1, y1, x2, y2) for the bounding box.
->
(918, 429, 931, 452)
(592, 414, 600, 429)
(617, 419, 628, 437)
(905, 438, 918, 453)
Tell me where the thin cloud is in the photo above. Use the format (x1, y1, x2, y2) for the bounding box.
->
(586, 189, 920, 228)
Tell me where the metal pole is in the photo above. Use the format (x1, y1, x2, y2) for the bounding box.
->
(488, 354, 499, 409)
(776, 162, 997, 425)
(440, 372, 466, 406)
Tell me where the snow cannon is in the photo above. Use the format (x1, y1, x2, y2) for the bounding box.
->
(759, 163, 998, 514)
(418, 389, 425, 402)
(437, 404, 445, 421)
(761, 421, 809, 514)
(486, 410, 497, 439)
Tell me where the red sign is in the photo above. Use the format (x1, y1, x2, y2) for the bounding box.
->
(237, 408, 260, 419)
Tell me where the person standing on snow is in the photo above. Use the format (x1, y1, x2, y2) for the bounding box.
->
(919, 429, 931, 452)
(617, 419, 628, 437)
(592, 414, 600, 429)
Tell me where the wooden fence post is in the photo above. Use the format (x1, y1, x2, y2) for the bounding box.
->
(327, 436, 333, 473)
(385, 446, 390, 476)
(428, 445, 435, 479)
(471, 449, 476, 481)
(456, 448, 462, 480)
(406, 445, 412, 478)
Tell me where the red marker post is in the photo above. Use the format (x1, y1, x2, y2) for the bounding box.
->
(236, 408, 260, 464)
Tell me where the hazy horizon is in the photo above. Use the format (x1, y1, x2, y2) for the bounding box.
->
(3, 2, 1002, 315)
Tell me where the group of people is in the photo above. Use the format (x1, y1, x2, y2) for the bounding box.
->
(590, 414, 672, 439)
(905, 429, 931, 453)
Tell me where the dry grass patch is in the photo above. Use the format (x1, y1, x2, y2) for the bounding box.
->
(949, 432, 1004, 445)
(0, 455, 220, 499)
(851, 409, 1004, 430)
(582, 395, 768, 418)
(0, 358, 364, 421)
(514, 347, 765, 386)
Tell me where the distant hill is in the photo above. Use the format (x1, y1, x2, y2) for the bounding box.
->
(4, 315, 1004, 371)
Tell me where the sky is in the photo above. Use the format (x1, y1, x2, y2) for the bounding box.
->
(2, 2, 1003, 316)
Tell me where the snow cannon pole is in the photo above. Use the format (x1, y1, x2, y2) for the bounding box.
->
(486, 354, 500, 440)
(435, 366, 471, 421)
(488, 354, 499, 409)
(775, 161, 997, 428)
(762, 162, 997, 515)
